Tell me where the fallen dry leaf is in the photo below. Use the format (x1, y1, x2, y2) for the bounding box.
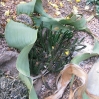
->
(85, 6, 90, 10)
(73, 6, 78, 14)
(55, 11, 61, 16)
(48, 1, 59, 10)
(45, 63, 99, 99)
(60, 2, 63, 8)
(0, 2, 5, 6)
(4, 10, 10, 16)
(6, 18, 10, 23)
(45, 64, 87, 99)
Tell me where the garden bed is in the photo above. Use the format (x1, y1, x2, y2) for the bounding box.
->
(0, 0, 99, 99)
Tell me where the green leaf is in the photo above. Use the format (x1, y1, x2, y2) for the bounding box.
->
(71, 38, 99, 64)
(72, 15, 87, 30)
(16, 44, 33, 76)
(82, 92, 90, 99)
(34, 0, 51, 18)
(71, 53, 97, 64)
(19, 73, 38, 99)
(5, 20, 37, 50)
(86, 0, 95, 5)
(5, 20, 38, 99)
(96, 5, 99, 17)
(17, 0, 36, 15)
(58, 14, 87, 30)
(33, 16, 67, 31)
(93, 39, 99, 54)
(57, 13, 77, 24)
(33, 13, 87, 32)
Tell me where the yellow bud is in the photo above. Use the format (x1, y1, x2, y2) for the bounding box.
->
(66, 16, 70, 19)
(65, 50, 70, 56)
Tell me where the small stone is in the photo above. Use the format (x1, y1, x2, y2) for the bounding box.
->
(21, 95, 28, 99)
(16, 14, 33, 26)
(14, 94, 21, 99)
(0, 51, 18, 65)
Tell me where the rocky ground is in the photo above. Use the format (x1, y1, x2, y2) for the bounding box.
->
(0, 0, 99, 99)
(0, 74, 28, 99)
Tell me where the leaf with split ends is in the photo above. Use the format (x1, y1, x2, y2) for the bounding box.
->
(33, 14, 87, 32)
(59, 14, 87, 30)
(72, 15, 87, 30)
(58, 14, 77, 24)
(34, 13, 87, 32)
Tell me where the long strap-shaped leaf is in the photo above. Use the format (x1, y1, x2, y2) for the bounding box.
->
(16, 0, 90, 33)
(5, 20, 38, 99)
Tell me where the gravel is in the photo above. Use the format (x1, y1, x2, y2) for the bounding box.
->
(0, 75, 28, 99)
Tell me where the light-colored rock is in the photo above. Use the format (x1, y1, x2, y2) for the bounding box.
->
(0, 51, 18, 65)
(0, 55, 18, 76)
(87, 58, 99, 96)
